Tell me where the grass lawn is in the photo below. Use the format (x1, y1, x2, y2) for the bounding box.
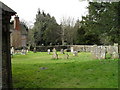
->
(12, 51, 118, 88)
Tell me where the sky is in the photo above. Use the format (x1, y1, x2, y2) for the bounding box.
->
(1, 0, 89, 27)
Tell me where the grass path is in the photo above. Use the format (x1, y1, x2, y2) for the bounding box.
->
(12, 52, 118, 88)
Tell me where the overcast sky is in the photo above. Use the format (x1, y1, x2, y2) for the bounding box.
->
(1, 0, 89, 26)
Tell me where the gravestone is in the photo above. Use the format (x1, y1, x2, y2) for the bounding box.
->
(92, 46, 106, 60)
(11, 47, 15, 55)
(100, 46, 106, 59)
(64, 49, 67, 53)
(96, 46, 101, 59)
(52, 48, 57, 54)
(52, 52, 58, 59)
(112, 43, 119, 59)
(33, 47, 36, 53)
(73, 51, 78, 56)
(107, 45, 113, 54)
(71, 47, 74, 53)
(47, 49, 50, 54)
(0, 1, 16, 89)
(60, 49, 64, 54)
(21, 49, 26, 55)
(52, 48, 58, 59)
(64, 53, 69, 59)
(92, 45, 98, 59)
(112, 52, 119, 59)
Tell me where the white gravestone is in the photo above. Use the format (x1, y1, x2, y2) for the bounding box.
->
(47, 49, 50, 54)
(71, 47, 74, 53)
(11, 47, 15, 55)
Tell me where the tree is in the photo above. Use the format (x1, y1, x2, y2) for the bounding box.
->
(60, 17, 76, 45)
(79, 2, 120, 45)
(31, 9, 62, 46)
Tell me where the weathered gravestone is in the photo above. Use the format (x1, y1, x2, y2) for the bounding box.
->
(92, 45, 98, 59)
(21, 49, 26, 55)
(33, 47, 36, 53)
(60, 49, 64, 54)
(73, 51, 78, 56)
(100, 46, 106, 59)
(64, 53, 69, 59)
(112, 43, 119, 59)
(52, 48, 58, 59)
(92, 45, 106, 60)
(0, 1, 16, 89)
(64, 49, 67, 53)
(107, 45, 113, 55)
(52, 53, 58, 59)
(52, 48, 56, 53)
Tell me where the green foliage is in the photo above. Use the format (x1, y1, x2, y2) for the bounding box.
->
(12, 52, 118, 88)
(28, 2, 120, 46)
(78, 2, 120, 45)
(30, 9, 61, 46)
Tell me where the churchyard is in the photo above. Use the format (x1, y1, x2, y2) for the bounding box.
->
(11, 48, 118, 88)
(1, 1, 120, 89)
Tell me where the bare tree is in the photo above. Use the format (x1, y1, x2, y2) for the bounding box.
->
(60, 17, 76, 45)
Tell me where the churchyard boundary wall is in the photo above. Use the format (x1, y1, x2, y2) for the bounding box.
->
(29, 44, 119, 59)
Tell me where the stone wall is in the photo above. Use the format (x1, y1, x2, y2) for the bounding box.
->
(70, 44, 119, 59)
(91, 44, 119, 59)
(31, 45, 71, 52)
(70, 45, 93, 52)
(30, 44, 119, 60)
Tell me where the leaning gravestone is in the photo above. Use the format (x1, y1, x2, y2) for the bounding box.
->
(52, 52, 58, 59)
(52, 48, 58, 59)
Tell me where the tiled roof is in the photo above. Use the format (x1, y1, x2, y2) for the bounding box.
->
(10, 22, 28, 35)
(0, 1, 16, 15)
